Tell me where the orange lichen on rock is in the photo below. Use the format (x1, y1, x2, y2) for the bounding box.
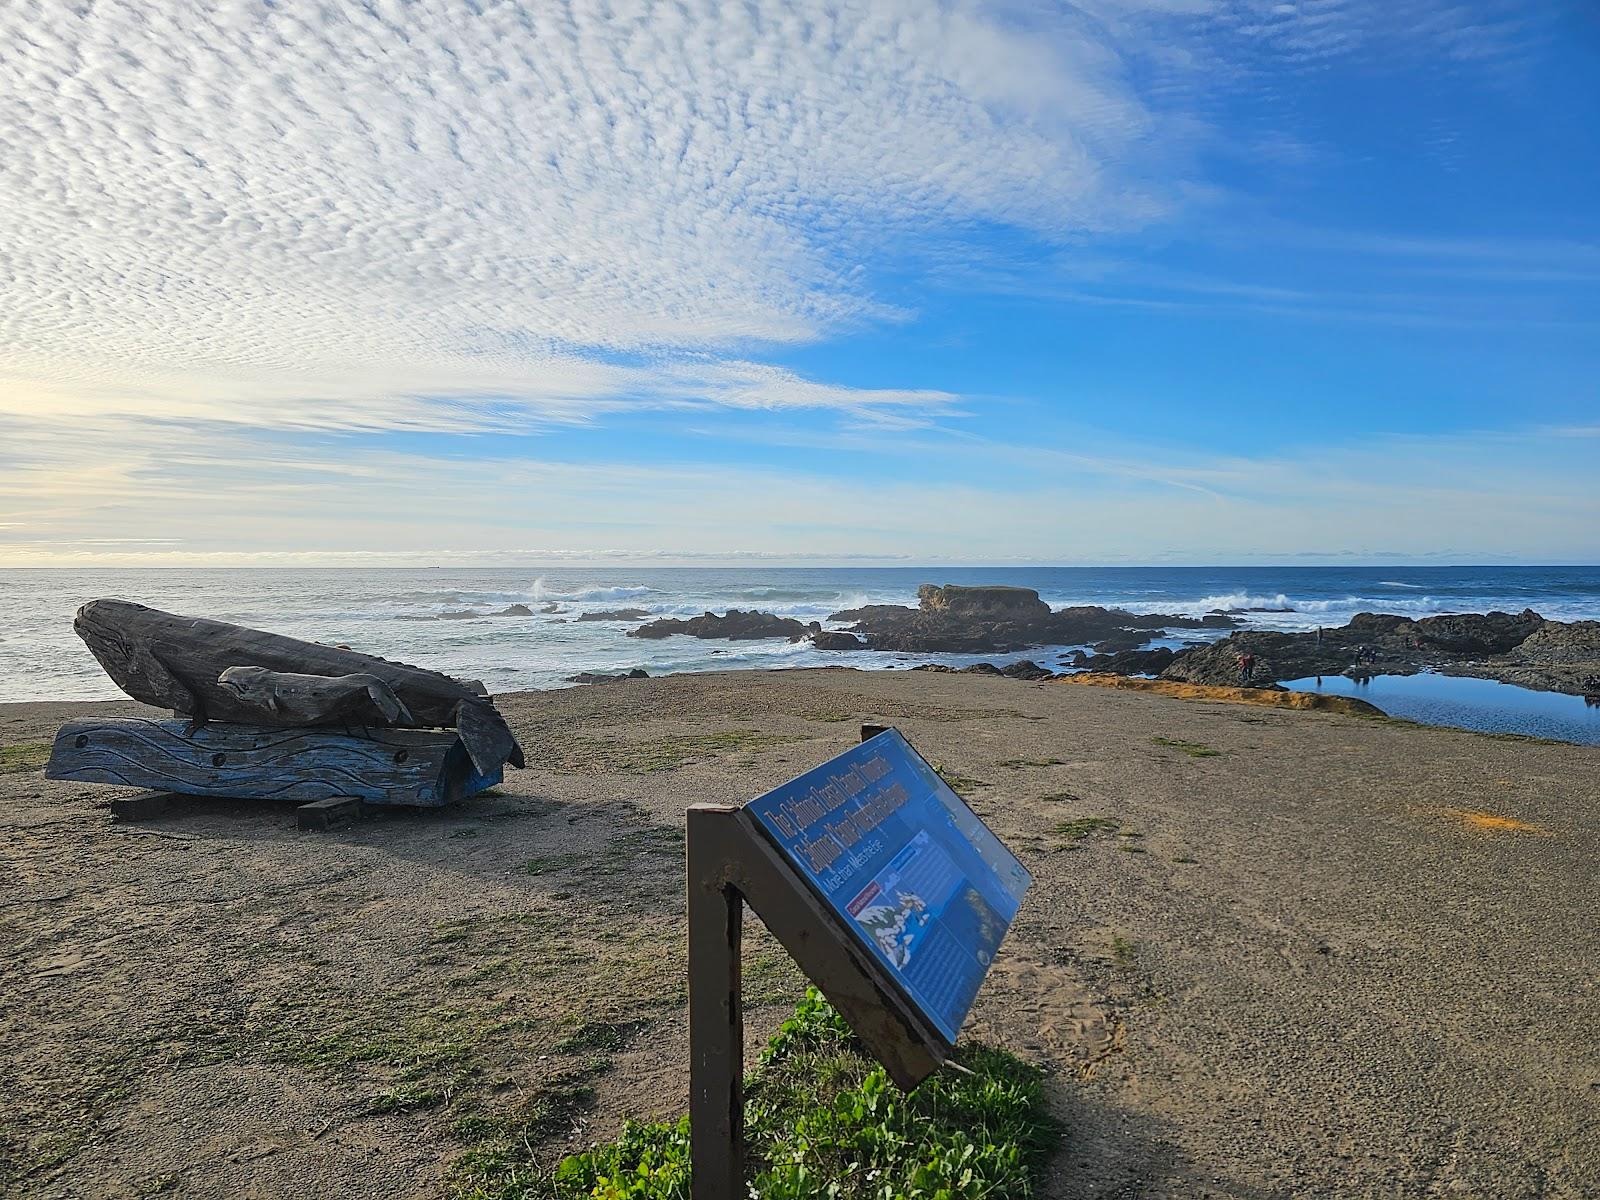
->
(1438, 808, 1549, 835)
(1050, 673, 1385, 717)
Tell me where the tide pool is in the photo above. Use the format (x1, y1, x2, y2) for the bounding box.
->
(1280, 671, 1600, 746)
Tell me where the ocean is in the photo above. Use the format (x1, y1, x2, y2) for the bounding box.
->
(4, 565, 1598, 711)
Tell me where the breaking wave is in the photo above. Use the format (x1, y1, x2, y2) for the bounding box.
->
(1192, 592, 1296, 612)
(529, 579, 656, 602)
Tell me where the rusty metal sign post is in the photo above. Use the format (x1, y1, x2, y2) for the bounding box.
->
(686, 725, 1032, 1200)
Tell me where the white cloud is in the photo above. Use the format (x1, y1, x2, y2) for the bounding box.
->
(0, 0, 1159, 427)
(0, 0, 1542, 429)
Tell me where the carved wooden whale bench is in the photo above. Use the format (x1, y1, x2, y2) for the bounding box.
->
(48, 599, 524, 820)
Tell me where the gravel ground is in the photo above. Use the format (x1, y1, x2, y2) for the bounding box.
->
(2, 668, 1596, 1199)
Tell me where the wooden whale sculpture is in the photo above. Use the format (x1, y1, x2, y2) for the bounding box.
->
(74, 599, 524, 775)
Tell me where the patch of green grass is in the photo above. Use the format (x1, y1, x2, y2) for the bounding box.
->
(266, 1007, 480, 1078)
(743, 947, 808, 1007)
(365, 1082, 448, 1115)
(524, 852, 588, 877)
(1117, 843, 1147, 854)
(0, 742, 50, 774)
(1040, 790, 1082, 803)
(932, 763, 991, 795)
(552, 1019, 649, 1057)
(1110, 936, 1137, 969)
(1172, 855, 1198, 864)
(449, 828, 480, 840)
(1052, 816, 1120, 840)
(1151, 736, 1222, 758)
(800, 709, 854, 723)
(996, 756, 1065, 769)
(529, 989, 1058, 1200)
(449, 1074, 602, 1196)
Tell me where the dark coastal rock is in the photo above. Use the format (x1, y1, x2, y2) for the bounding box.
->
(628, 609, 810, 642)
(1160, 608, 1600, 697)
(1073, 647, 1177, 676)
(426, 604, 531, 619)
(1468, 619, 1600, 695)
(564, 668, 649, 685)
(829, 583, 1236, 655)
(999, 660, 1055, 681)
(576, 608, 651, 622)
(908, 660, 1056, 680)
(917, 583, 1050, 619)
(1092, 632, 1149, 654)
(811, 630, 866, 651)
(1412, 609, 1544, 654)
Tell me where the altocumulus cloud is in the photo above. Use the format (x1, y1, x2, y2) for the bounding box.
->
(0, 0, 1161, 432)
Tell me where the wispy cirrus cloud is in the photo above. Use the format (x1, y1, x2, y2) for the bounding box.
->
(0, 0, 1158, 428)
(0, 0, 1557, 420)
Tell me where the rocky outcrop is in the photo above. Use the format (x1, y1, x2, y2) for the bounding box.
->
(1160, 609, 1600, 697)
(911, 660, 1056, 680)
(564, 668, 650, 684)
(1065, 646, 1176, 676)
(1411, 610, 1544, 654)
(829, 584, 1235, 655)
(1472, 620, 1600, 696)
(576, 608, 651, 621)
(811, 630, 866, 651)
(424, 604, 532, 620)
(916, 584, 1049, 619)
(628, 610, 813, 641)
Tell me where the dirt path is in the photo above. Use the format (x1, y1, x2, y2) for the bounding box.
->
(2, 670, 1596, 1198)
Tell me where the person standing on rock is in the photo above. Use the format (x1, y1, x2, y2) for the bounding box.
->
(1238, 650, 1257, 685)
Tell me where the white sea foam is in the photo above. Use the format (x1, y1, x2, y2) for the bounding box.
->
(528, 578, 656, 603)
(1191, 591, 1296, 612)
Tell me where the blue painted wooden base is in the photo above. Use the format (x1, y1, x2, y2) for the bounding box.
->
(45, 718, 502, 807)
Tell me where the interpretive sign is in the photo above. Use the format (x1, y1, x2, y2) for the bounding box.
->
(743, 727, 1031, 1045)
(685, 725, 1033, 1200)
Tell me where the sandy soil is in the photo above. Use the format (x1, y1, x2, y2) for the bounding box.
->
(2, 669, 1597, 1199)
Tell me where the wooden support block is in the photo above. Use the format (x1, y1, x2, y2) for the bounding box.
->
(45, 718, 502, 808)
(107, 790, 173, 822)
(860, 723, 892, 743)
(297, 795, 364, 831)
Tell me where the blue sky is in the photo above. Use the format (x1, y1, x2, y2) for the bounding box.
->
(0, 1, 1595, 565)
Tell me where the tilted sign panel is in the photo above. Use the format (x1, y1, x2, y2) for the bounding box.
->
(744, 728, 1031, 1045)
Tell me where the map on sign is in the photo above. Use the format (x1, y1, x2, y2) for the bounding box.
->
(744, 728, 1032, 1045)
